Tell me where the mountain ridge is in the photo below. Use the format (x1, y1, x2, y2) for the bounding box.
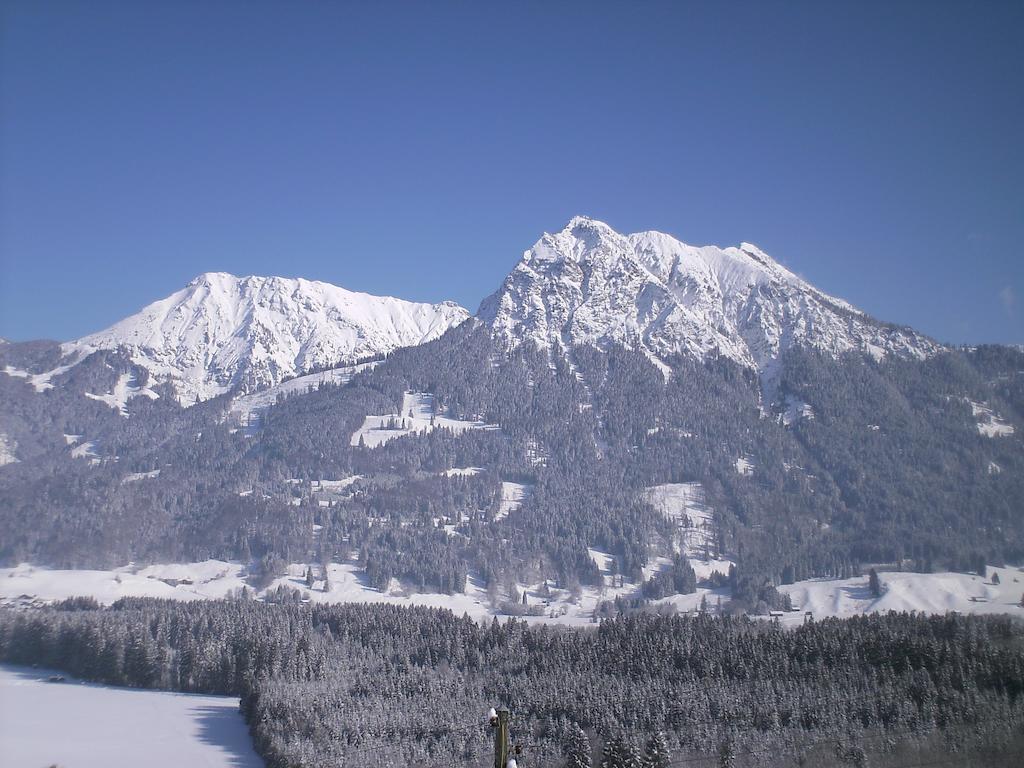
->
(478, 216, 940, 376)
(64, 271, 470, 404)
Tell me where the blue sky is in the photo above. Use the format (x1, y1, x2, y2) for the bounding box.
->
(1, 0, 1022, 344)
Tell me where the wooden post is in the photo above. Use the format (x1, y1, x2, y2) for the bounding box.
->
(494, 707, 510, 768)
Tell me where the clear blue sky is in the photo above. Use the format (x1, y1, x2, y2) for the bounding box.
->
(1, 0, 1021, 345)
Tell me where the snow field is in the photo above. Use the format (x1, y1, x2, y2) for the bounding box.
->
(443, 466, 485, 477)
(777, 566, 1024, 625)
(350, 391, 498, 448)
(642, 483, 735, 580)
(2, 354, 84, 392)
(230, 361, 379, 419)
(0, 664, 261, 768)
(970, 400, 1015, 437)
(781, 395, 814, 426)
(84, 371, 159, 416)
(0, 433, 18, 466)
(495, 481, 531, 521)
(4, 560, 1023, 628)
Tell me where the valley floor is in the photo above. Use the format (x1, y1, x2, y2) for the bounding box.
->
(0, 663, 262, 768)
(3, 559, 1024, 624)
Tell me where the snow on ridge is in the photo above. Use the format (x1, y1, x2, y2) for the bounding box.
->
(64, 273, 469, 405)
(479, 216, 940, 376)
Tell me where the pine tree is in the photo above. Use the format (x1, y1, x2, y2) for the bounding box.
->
(717, 737, 735, 768)
(642, 732, 669, 768)
(601, 735, 626, 768)
(869, 568, 882, 598)
(563, 723, 591, 768)
(622, 739, 642, 768)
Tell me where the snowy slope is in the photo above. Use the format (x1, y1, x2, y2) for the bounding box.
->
(0, 665, 261, 768)
(66, 273, 469, 404)
(350, 392, 498, 448)
(229, 361, 379, 420)
(5, 560, 1022, 627)
(478, 216, 939, 375)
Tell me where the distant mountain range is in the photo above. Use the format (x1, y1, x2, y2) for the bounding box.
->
(14, 216, 940, 404)
(0, 217, 1020, 614)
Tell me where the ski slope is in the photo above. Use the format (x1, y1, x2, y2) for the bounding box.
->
(0, 664, 261, 768)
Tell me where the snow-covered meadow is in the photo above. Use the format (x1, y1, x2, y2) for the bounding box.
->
(4, 557, 1023, 628)
(0, 664, 261, 768)
(349, 391, 499, 448)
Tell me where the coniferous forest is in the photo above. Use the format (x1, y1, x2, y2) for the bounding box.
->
(2, 599, 1022, 768)
(1, 327, 1022, 612)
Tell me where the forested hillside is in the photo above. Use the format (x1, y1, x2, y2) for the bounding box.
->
(1, 324, 1023, 607)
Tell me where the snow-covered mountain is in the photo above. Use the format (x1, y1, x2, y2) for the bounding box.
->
(66, 273, 469, 404)
(478, 216, 940, 375)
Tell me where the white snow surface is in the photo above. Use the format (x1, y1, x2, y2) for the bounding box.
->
(443, 466, 485, 477)
(230, 361, 378, 418)
(2, 354, 85, 392)
(3, 561, 1023, 627)
(123, 469, 161, 483)
(70, 440, 100, 462)
(350, 392, 498, 448)
(84, 372, 160, 416)
(495, 481, 532, 521)
(643, 483, 735, 580)
(779, 567, 1024, 624)
(0, 433, 18, 466)
(65, 272, 468, 404)
(970, 400, 1015, 437)
(0, 664, 261, 768)
(478, 216, 939, 375)
(781, 395, 815, 426)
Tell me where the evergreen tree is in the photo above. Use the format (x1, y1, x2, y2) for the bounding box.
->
(869, 568, 882, 598)
(564, 723, 592, 768)
(717, 736, 735, 768)
(642, 732, 669, 768)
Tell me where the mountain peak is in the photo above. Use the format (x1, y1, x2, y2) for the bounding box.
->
(481, 220, 939, 374)
(66, 274, 469, 404)
(563, 215, 616, 233)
